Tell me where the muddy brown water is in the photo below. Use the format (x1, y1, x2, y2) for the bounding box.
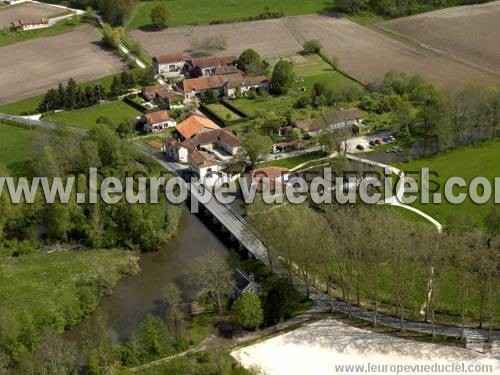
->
(64, 208, 228, 345)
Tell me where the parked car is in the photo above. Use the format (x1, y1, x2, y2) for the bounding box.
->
(369, 140, 376, 147)
(356, 144, 365, 150)
(383, 137, 393, 143)
(375, 138, 384, 145)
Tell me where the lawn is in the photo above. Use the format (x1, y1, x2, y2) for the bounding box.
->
(0, 16, 86, 48)
(206, 103, 242, 121)
(0, 248, 139, 332)
(0, 72, 129, 115)
(127, 0, 329, 29)
(259, 151, 326, 169)
(41, 101, 143, 130)
(0, 122, 35, 176)
(395, 139, 500, 229)
(230, 54, 361, 120)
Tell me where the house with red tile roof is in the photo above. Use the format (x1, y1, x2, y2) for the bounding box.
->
(246, 167, 290, 192)
(188, 55, 236, 76)
(175, 114, 220, 140)
(152, 52, 189, 80)
(142, 110, 176, 133)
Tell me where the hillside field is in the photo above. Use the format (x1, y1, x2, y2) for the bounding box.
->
(395, 140, 500, 229)
(0, 122, 34, 176)
(128, 0, 329, 29)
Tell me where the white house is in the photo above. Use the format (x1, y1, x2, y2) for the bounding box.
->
(152, 53, 188, 80)
(164, 138, 189, 163)
(142, 110, 176, 133)
(188, 150, 221, 179)
(224, 75, 270, 98)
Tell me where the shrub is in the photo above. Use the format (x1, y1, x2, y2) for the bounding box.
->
(302, 39, 323, 54)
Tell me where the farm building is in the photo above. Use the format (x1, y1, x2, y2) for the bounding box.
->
(11, 17, 49, 31)
(164, 138, 189, 163)
(188, 150, 220, 179)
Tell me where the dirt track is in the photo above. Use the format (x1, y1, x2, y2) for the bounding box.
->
(375, 1, 500, 77)
(0, 26, 125, 105)
(0, 2, 61, 29)
(131, 13, 500, 88)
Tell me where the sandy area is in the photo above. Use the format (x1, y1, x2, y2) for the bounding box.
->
(0, 2, 62, 29)
(0, 26, 125, 104)
(131, 14, 500, 89)
(377, 1, 500, 76)
(232, 319, 500, 375)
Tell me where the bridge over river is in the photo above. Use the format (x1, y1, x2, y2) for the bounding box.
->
(1, 113, 497, 349)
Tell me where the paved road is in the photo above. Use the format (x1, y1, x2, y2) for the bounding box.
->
(2, 114, 497, 345)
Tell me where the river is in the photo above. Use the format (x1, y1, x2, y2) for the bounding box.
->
(64, 208, 228, 344)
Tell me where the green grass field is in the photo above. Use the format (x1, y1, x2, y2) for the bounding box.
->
(0, 17, 86, 48)
(0, 73, 128, 115)
(0, 248, 138, 332)
(128, 0, 329, 29)
(395, 140, 500, 229)
(206, 103, 242, 121)
(0, 122, 35, 176)
(231, 55, 361, 120)
(41, 101, 142, 130)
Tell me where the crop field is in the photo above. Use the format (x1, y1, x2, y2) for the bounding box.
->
(376, 1, 500, 77)
(395, 139, 500, 229)
(132, 14, 500, 88)
(127, 0, 328, 29)
(42, 101, 142, 130)
(0, 2, 62, 29)
(0, 26, 125, 105)
(0, 122, 34, 176)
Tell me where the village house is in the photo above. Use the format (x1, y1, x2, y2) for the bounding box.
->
(189, 56, 236, 77)
(142, 84, 169, 102)
(11, 18, 49, 31)
(152, 53, 188, 80)
(165, 120, 240, 163)
(164, 138, 189, 163)
(142, 110, 176, 133)
(175, 114, 221, 140)
(234, 268, 261, 297)
(188, 150, 221, 179)
(296, 108, 365, 137)
(246, 167, 290, 192)
(223, 75, 270, 98)
(142, 84, 184, 108)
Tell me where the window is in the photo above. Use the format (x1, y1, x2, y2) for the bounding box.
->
(169, 64, 176, 72)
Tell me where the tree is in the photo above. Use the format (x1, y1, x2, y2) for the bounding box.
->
(262, 276, 301, 325)
(129, 315, 171, 361)
(393, 99, 413, 140)
(150, 5, 170, 29)
(101, 23, 124, 50)
(302, 39, 322, 54)
(83, 311, 120, 375)
(270, 60, 294, 95)
(241, 131, 272, 167)
(34, 330, 77, 375)
(237, 49, 266, 75)
(231, 292, 264, 330)
(99, 0, 137, 26)
(188, 250, 234, 312)
(161, 283, 185, 341)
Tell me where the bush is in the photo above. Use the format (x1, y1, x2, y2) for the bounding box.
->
(302, 39, 322, 54)
(231, 292, 264, 330)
